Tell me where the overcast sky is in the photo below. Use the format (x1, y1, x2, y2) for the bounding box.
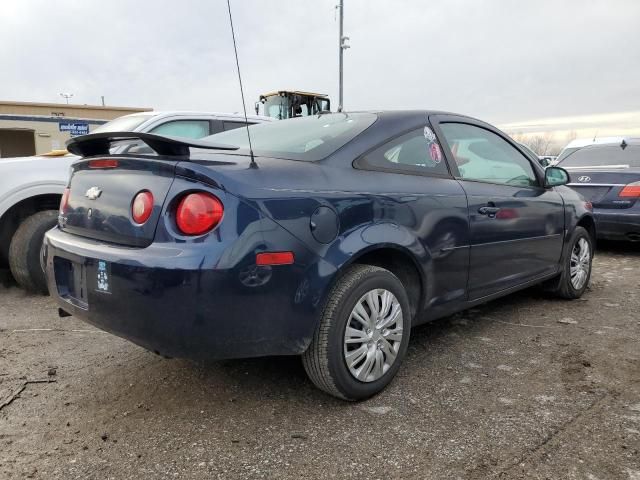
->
(2, 0, 639, 125)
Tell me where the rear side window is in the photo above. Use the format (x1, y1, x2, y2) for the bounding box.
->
(439, 123, 538, 187)
(150, 120, 211, 139)
(559, 145, 640, 167)
(357, 127, 449, 176)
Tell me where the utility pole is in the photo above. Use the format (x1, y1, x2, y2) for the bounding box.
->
(337, 0, 349, 112)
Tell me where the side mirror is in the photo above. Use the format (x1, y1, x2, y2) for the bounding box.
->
(544, 166, 570, 187)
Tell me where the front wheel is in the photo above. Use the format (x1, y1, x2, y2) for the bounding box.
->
(302, 265, 411, 401)
(549, 226, 593, 299)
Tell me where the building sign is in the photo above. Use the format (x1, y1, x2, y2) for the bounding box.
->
(59, 122, 89, 137)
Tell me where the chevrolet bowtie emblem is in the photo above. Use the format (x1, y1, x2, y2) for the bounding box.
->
(85, 187, 102, 200)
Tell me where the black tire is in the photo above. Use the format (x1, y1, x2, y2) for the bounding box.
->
(8, 210, 58, 295)
(302, 265, 411, 401)
(548, 226, 593, 299)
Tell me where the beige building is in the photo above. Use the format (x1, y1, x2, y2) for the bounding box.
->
(0, 100, 152, 157)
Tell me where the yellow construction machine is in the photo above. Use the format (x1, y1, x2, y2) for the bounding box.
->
(255, 90, 331, 120)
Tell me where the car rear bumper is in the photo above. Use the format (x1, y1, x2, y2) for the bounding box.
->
(593, 208, 640, 241)
(44, 227, 329, 360)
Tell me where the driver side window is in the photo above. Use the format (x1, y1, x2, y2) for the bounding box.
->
(439, 123, 538, 187)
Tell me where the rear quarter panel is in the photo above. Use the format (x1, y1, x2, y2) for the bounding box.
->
(206, 157, 470, 324)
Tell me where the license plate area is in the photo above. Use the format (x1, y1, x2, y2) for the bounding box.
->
(53, 257, 89, 309)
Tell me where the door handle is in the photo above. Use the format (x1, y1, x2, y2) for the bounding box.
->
(478, 206, 501, 217)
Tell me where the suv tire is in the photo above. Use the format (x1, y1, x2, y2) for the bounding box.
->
(9, 210, 58, 295)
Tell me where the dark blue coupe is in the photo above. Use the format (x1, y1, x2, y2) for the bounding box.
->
(45, 111, 595, 400)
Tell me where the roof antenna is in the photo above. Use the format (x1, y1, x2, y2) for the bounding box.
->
(226, 0, 257, 169)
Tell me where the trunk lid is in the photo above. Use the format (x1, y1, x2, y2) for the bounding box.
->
(61, 158, 178, 247)
(565, 167, 640, 208)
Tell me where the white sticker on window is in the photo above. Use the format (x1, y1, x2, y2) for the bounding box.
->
(423, 126, 436, 143)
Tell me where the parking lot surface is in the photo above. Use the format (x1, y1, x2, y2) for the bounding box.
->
(1, 243, 639, 479)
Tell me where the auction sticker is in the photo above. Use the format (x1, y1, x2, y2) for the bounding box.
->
(96, 260, 111, 293)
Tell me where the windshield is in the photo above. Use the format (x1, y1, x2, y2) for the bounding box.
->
(93, 113, 155, 133)
(263, 96, 287, 120)
(556, 146, 579, 163)
(559, 144, 640, 168)
(202, 113, 377, 161)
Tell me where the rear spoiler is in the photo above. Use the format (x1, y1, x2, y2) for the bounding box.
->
(66, 131, 239, 157)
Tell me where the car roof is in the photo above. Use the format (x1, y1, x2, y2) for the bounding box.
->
(572, 138, 640, 148)
(351, 109, 480, 122)
(564, 136, 637, 148)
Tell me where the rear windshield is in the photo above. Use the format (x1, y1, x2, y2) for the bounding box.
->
(559, 145, 640, 167)
(556, 147, 578, 163)
(93, 114, 155, 133)
(201, 113, 377, 161)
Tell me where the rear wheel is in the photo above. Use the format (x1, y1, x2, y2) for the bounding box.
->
(302, 265, 411, 400)
(549, 226, 593, 299)
(9, 210, 58, 295)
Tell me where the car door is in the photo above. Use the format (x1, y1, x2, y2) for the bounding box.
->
(431, 115, 564, 300)
(354, 124, 470, 319)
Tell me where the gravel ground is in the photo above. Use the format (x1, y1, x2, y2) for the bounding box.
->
(0, 242, 639, 479)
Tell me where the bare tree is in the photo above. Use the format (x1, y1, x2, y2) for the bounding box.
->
(510, 132, 527, 144)
(509, 131, 568, 156)
(525, 132, 554, 155)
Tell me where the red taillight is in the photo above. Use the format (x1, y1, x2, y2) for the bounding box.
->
(256, 252, 295, 266)
(60, 187, 70, 214)
(132, 191, 154, 224)
(89, 159, 119, 169)
(619, 182, 640, 198)
(176, 192, 223, 235)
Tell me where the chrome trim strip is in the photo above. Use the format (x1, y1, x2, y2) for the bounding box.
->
(567, 183, 625, 187)
(564, 165, 629, 170)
